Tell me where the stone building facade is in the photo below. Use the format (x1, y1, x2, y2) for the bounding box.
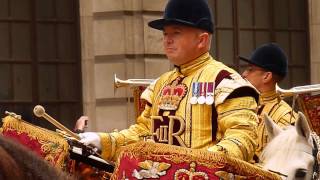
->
(79, 0, 320, 132)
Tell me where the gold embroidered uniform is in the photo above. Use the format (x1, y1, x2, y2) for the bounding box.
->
(255, 90, 297, 159)
(99, 53, 259, 162)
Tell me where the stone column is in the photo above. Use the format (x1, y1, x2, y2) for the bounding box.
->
(79, 0, 97, 130)
(79, 0, 171, 131)
(309, 0, 320, 84)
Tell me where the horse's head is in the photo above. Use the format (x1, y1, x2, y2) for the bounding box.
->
(260, 112, 319, 180)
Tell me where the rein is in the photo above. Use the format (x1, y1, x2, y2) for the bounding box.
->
(311, 132, 320, 180)
(267, 169, 288, 178)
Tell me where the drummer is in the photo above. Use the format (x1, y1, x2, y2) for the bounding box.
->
(79, 0, 259, 162)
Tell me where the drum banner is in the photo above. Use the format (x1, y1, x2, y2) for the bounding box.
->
(299, 94, 320, 135)
(111, 141, 281, 180)
(0, 115, 69, 169)
(133, 86, 147, 118)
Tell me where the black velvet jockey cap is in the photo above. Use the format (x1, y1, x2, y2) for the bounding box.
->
(148, 0, 214, 33)
(239, 43, 288, 77)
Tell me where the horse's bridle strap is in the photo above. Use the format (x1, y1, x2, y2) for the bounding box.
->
(267, 169, 288, 178)
(311, 133, 319, 180)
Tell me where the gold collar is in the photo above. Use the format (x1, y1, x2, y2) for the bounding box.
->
(259, 90, 281, 104)
(175, 52, 212, 76)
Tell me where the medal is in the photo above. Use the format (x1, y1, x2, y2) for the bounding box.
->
(197, 82, 206, 104)
(190, 96, 198, 105)
(197, 96, 206, 104)
(205, 96, 214, 105)
(205, 82, 214, 105)
(190, 82, 199, 104)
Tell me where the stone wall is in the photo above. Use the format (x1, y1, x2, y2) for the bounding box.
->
(79, 0, 318, 132)
(309, 0, 320, 84)
(79, 0, 169, 131)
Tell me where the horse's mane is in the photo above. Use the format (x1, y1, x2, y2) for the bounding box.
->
(0, 135, 75, 180)
(260, 126, 313, 168)
(0, 145, 23, 179)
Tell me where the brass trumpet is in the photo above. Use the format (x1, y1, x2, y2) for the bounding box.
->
(276, 84, 320, 98)
(114, 74, 155, 88)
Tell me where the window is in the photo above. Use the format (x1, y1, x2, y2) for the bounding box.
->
(209, 0, 309, 88)
(0, 0, 82, 130)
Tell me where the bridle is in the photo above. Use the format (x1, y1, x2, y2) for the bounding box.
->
(267, 169, 288, 178)
(311, 132, 320, 180)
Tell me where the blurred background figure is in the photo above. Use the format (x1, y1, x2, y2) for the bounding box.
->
(240, 43, 298, 162)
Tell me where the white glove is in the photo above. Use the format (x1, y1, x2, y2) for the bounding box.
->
(79, 132, 102, 150)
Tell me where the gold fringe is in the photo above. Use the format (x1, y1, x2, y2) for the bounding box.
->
(99, 133, 112, 160)
(111, 141, 281, 180)
(1, 116, 69, 169)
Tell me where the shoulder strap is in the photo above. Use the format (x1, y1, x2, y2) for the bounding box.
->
(211, 70, 232, 141)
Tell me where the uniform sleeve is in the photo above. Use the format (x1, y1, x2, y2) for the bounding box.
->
(207, 96, 258, 161)
(273, 101, 298, 127)
(98, 81, 157, 161)
(276, 112, 297, 127)
(99, 105, 152, 160)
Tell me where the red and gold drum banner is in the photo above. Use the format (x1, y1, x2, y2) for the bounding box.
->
(0, 115, 69, 169)
(299, 94, 320, 135)
(133, 86, 147, 118)
(111, 142, 281, 180)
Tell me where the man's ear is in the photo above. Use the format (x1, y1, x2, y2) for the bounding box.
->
(262, 72, 273, 83)
(198, 32, 209, 49)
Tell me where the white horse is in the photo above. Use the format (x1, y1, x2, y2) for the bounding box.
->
(260, 112, 319, 180)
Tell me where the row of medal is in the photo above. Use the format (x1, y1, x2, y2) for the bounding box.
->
(190, 82, 215, 105)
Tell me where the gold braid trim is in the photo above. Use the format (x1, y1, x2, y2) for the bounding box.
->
(99, 133, 112, 160)
(1, 116, 69, 169)
(217, 96, 257, 115)
(111, 142, 281, 180)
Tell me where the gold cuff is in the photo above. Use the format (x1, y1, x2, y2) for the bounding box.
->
(99, 133, 112, 160)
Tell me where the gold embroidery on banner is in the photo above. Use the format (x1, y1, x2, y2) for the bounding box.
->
(40, 140, 64, 164)
(215, 171, 248, 179)
(174, 162, 209, 180)
(1, 116, 69, 169)
(132, 160, 171, 179)
(110, 142, 281, 180)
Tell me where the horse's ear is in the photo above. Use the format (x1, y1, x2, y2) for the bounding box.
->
(264, 113, 282, 140)
(295, 112, 311, 139)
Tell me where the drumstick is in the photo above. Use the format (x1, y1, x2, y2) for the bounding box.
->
(33, 105, 80, 140)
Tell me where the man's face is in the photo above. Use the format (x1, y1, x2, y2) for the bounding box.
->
(163, 25, 202, 65)
(242, 64, 267, 91)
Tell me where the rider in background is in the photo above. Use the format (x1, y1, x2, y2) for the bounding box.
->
(240, 43, 298, 162)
